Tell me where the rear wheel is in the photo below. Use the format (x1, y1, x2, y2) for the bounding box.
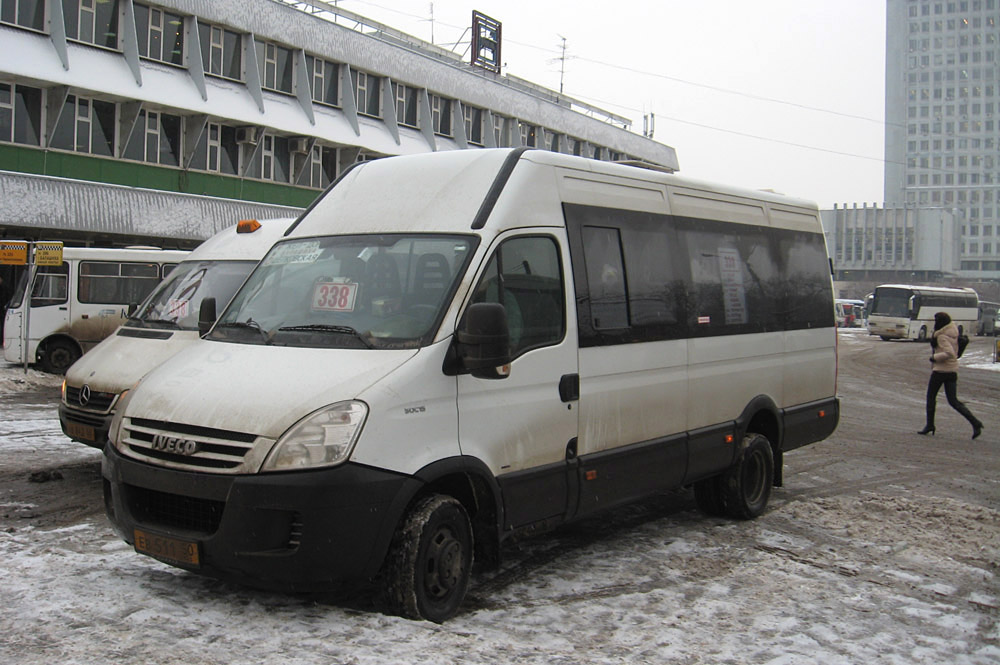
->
(40, 339, 80, 374)
(721, 434, 774, 520)
(917, 326, 928, 341)
(381, 494, 473, 623)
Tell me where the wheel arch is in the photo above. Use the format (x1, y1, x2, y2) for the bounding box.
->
(373, 455, 504, 577)
(735, 395, 784, 487)
(36, 333, 83, 371)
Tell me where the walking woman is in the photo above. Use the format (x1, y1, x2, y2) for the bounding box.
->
(919, 311, 984, 439)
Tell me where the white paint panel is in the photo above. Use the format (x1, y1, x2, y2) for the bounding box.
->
(577, 339, 688, 455)
(669, 189, 767, 225)
(557, 172, 668, 214)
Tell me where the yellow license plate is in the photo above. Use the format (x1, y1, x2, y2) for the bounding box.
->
(66, 421, 96, 442)
(134, 528, 200, 567)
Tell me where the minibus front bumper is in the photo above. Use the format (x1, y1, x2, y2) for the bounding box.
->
(102, 445, 416, 591)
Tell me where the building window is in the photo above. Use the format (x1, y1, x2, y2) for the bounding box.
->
(256, 40, 294, 94)
(1, 0, 45, 30)
(392, 82, 418, 127)
(50, 94, 115, 156)
(493, 113, 506, 146)
(123, 109, 181, 166)
(190, 122, 238, 175)
(0, 82, 42, 145)
(464, 104, 484, 145)
(134, 3, 184, 65)
(352, 70, 381, 117)
(520, 122, 537, 147)
(198, 22, 242, 80)
(245, 133, 290, 183)
(430, 94, 452, 136)
(302, 144, 337, 189)
(305, 55, 339, 107)
(63, 0, 120, 49)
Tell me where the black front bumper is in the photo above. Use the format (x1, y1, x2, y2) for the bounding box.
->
(102, 445, 416, 591)
(59, 403, 113, 449)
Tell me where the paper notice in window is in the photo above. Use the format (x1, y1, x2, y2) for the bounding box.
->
(718, 247, 748, 325)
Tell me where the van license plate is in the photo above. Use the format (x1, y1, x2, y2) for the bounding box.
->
(134, 529, 200, 567)
(66, 422, 96, 442)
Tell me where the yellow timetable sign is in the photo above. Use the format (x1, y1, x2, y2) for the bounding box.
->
(34, 242, 64, 266)
(0, 241, 29, 265)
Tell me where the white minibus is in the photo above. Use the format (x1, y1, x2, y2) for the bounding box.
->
(867, 284, 978, 340)
(3, 247, 188, 373)
(103, 148, 840, 622)
(59, 219, 294, 448)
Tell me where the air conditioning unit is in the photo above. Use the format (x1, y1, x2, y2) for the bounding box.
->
(236, 127, 259, 144)
(290, 137, 311, 154)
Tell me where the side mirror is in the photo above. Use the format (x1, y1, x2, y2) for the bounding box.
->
(126, 302, 138, 317)
(455, 302, 512, 379)
(198, 297, 217, 336)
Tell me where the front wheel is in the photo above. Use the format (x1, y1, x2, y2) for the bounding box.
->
(917, 326, 928, 341)
(721, 434, 774, 520)
(40, 339, 80, 374)
(381, 494, 473, 623)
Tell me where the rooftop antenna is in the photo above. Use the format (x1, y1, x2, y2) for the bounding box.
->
(557, 35, 567, 93)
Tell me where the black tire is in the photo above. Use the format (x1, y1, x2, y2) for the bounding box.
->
(721, 434, 774, 520)
(879, 335, 891, 341)
(40, 339, 80, 374)
(917, 326, 928, 341)
(381, 494, 473, 623)
(693, 476, 727, 517)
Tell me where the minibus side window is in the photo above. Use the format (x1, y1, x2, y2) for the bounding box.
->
(470, 236, 565, 358)
(581, 226, 628, 330)
(30, 263, 69, 307)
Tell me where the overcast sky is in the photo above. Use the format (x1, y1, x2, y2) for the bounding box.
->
(332, 0, 887, 209)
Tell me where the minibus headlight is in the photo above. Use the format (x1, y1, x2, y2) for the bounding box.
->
(264, 401, 368, 472)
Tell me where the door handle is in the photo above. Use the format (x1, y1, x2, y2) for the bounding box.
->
(558, 373, 579, 403)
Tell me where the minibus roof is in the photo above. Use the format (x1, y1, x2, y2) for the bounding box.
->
(287, 149, 819, 240)
(187, 217, 296, 261)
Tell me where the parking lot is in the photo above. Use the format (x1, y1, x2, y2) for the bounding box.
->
(1, 329, 998, 664)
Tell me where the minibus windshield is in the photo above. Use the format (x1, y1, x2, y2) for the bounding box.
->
(210, 234, 475, 349)
(129, 260, 257, 330)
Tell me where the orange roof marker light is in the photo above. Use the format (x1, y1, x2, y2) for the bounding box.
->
(237, 219, 262, 233)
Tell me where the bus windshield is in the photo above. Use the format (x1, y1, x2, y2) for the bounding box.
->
(129, 260, 257, 331)
(210, 234, 475, 349)
(870, 288, 911, 318)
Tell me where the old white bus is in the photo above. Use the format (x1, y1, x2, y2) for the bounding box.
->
(3, 247, 188, 372)
(103, 148, 839, 622)
(867, 284, 978, 341)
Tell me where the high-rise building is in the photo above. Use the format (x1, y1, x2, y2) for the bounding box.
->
(884, 0, 1000, 278)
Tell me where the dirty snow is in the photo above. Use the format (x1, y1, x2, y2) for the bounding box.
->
(1, 331, 999, 664)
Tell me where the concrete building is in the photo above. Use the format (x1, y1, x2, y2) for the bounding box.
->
(0, 0, 678, 249)
(821, 204, 961, 297)
(884, 0, 1000, 279)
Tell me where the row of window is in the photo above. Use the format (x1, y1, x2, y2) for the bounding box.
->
(960, 260, 1000, 269)
(0, 1, 630, 159)
(908, 1, 999, 16)
(908, 15, 998, 31)
(906, 84, 996, 102)
(563, 205, 834, 344)
(0, 82, 345, 188)
(963, 241, 999, 253)
(26, 260, 174, 308)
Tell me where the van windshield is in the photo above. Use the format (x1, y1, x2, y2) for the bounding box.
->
(209, 234, 475, 349)
(129, 260, 257, 330)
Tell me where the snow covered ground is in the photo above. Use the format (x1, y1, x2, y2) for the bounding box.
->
(1, 332, 998, 664)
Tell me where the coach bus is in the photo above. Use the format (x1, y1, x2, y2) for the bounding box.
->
(867, 284, 979, 341)
(3, 247, 188, 372)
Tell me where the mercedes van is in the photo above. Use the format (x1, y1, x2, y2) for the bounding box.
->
(60, 218, 293, 448)
(103, 149, 839, 622)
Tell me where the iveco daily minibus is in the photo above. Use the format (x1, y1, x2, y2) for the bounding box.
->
(60, 218, 293, 448)
(103, 148, 839, 622)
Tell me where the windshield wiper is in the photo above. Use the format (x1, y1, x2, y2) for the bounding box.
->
(277, 324, 374, 348)
(216, 318, 274, 344)
(139, 317, 181, 329)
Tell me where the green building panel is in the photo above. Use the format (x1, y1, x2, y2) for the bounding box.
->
(0, 145, 319, 209)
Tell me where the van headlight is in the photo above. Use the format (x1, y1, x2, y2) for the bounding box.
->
(263, 401, 368, 472)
